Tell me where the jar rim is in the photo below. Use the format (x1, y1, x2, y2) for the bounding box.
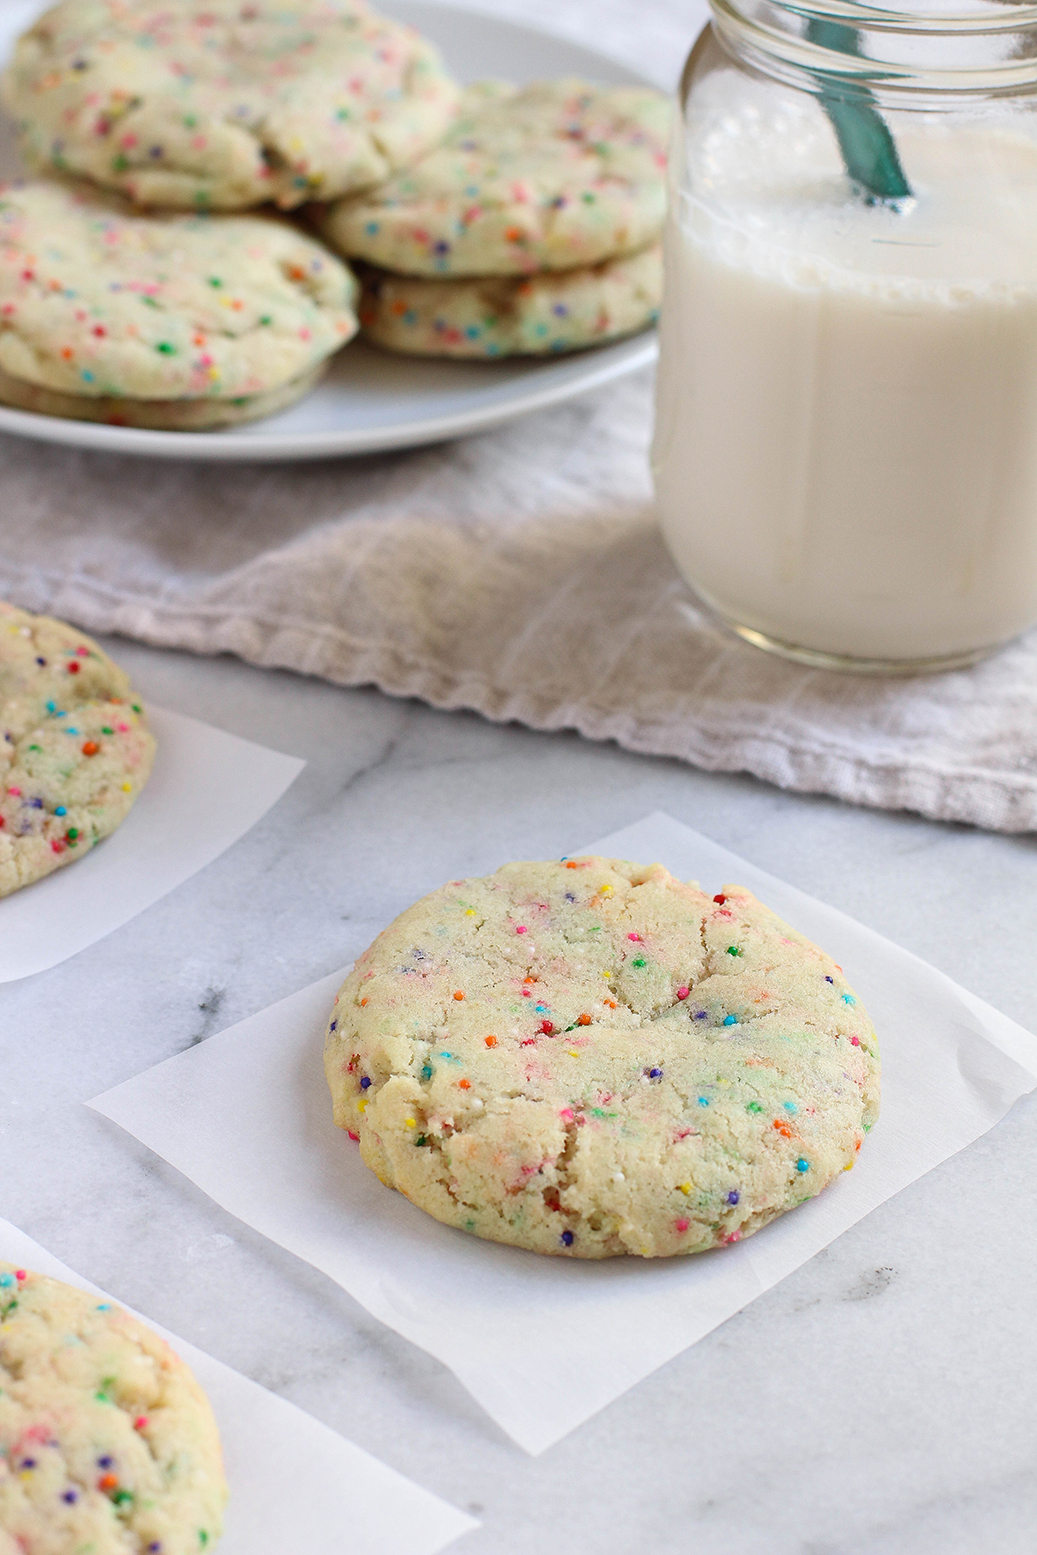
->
(766, 0, 1037, 36)
(709, 0, 1037, 99)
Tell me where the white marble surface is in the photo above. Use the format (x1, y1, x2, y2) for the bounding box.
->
(2, 1, 1037, 1550)
(2, 636, 1037, 1555)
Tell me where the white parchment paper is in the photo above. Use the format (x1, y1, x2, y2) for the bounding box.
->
(88, 813, 1037, 1454)
(0, 1217, 478, 1555)
(0, 707, 303, 981)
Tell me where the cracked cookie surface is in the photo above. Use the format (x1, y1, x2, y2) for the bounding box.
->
(320, 78, 671, 277)
(0, 1261, 226, 1555)
(0, 181, 358, 414)
(0, 601, 155, 898)
(324, 857, 880, 1259)
(2, 0, 460, 211)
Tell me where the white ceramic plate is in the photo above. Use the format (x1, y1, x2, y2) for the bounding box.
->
(0, 0, 658, 461)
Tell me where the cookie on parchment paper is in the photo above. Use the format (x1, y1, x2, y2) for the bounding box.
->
(2, 0, 460, 211)
(0, 1260, 227, 1555)
(0, 602, 155, 898)
(324, 857, 880, 1259)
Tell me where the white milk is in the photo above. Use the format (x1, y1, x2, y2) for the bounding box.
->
(652, 81, 1037, 663)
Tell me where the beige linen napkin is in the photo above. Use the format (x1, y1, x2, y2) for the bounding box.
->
(1, 367, 1035, 833)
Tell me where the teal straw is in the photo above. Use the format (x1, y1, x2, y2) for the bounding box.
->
(806, 16, 913, 206)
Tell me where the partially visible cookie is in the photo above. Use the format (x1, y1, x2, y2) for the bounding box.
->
(0, 1261, 227, 1555)
(0, 603, 155, 898)
(0, 361, 326, 429)
(325, 857, 880, 1259)
(358, 243, 661, 357)
(319, 79, 671, 277)
(0, 181, 357, 420)
(2, 0, 460, 210)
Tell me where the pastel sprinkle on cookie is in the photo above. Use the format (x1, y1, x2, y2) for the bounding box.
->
(2, 0, 460, 210)
(324, 857, 880, 1259)
(0, 601, 155, 897)
(0, 1261, 227, 1553)
(319, 78, 672, 276)
(0, 180, 358, 424)
(357, 243, 661, 358)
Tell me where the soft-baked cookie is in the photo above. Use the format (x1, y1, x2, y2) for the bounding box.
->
(0, 1261, 226, 1555)
(319, 78, 671, 276)
(0, 181, 357, 424)
(0, 361, 326, 430)
(2, 0, 460, 211)
(0, 602, 155, 898)
(325, 857, 880, 1259)
(357, 242, 660, 357)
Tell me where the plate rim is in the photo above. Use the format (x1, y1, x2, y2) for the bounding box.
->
(0, 0, 662, 463)
(0, 335, 657, 462)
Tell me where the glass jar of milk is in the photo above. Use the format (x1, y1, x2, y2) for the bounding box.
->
(652, 0, 1037, 671)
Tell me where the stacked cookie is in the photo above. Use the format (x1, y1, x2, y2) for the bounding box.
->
(318, 79, 670, 358)
(4, 0, 461, 212)
(0, 2, 669, 422)
(0, 0, 459, 425)
(0, 181, 361, 428)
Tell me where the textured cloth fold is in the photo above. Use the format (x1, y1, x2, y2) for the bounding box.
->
(1, 365, 1036, 833)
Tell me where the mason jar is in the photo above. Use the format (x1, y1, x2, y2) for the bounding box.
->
(652, 0, 1037, 672)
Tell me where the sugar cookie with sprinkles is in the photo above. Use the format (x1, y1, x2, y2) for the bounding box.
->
(324, 857, 880, 1259)
(0, 181, 358, 428)
(0, 1260, 227, 1555)
(0, 602, 155, 899)
(319, 78, 672, 276)
(357, 243, 660, 357)
(0, 361, 327, 430)
(2, 0, 460, 211)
